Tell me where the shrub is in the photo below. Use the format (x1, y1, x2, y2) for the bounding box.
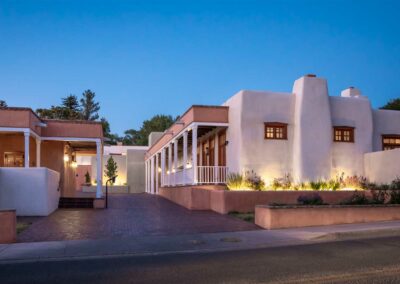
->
(271, 173, 292, 190)
(389, 191, 400, 204)
(341, 175, 368, 189)
(390, 177, 400, 191)
(227, 173, 244, 190)
(297, 193, 324, 205)
(84, 171, 91, 184)
(370, 190, 387, 204)
(341, 191, 369, 205)
(244, 170, 265, 191)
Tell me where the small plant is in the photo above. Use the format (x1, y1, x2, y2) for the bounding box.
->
(371, 190, 388, 204)
(389, 190, 400, 204)
(341, 175, 369, 189)
(244, 170, 265, 191)
(227, 173, 244, 190)
(342, 191, 369, 205)
(297, 193, 324, 205)
(272, 173, 292, 190)
(104, 156, 118, 185)
(84, 171, 91, 185)
(390, 177, 400, 191)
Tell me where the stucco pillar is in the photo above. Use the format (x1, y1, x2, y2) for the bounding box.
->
(183, 131, 188, 184)
(150, 156, 155, 194)
(155, 154, 159, 194)
(292, 75, 332, 182)
(96, 141, 102, 198)
(36, 139, 41, 167)
(173, 139, 178, 185)
(168, 143, 172, 186)
(24, 132, 30, 168)
(144, 160, 148, 193)
(214, 132, 219, 182)
(161, 149, 166, 187)
(192, 126, 198, 184)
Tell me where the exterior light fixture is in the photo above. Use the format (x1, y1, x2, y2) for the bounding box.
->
(158, 167, 162, 173)
(71, 161, 78, 168)
(63, 154, 69, 162)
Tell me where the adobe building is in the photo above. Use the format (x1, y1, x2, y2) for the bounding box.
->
(145, 75, 400, 193)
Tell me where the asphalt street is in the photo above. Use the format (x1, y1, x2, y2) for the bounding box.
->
(1, 236, 400, 284)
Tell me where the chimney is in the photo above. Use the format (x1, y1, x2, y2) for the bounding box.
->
(341, 87, 361, 98)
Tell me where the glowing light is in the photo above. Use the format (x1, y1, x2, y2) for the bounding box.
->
(158, 167, 162, 173)
(71, 161, 78, 168)
(63, 155, 69, 162)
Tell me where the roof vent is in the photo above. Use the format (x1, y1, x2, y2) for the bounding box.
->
(341, 87, 361, 98)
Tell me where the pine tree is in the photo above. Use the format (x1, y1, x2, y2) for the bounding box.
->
(80, 90, 100, 120)
(104, 156, 118, 184)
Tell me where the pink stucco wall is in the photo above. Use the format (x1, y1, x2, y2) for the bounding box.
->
(159, 187, 363, 214)
(255, 205, 400, 229)
(0, 210, 16, 243)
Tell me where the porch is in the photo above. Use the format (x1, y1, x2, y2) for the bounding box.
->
(145, 105, 230, 194)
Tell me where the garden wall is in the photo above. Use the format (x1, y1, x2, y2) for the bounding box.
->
(159, 187, 363, 214)
(364, 148, 400, 184)
(255, 205, 400, 229)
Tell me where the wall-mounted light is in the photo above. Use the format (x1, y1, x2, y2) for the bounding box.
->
(71, 161, 78, 168)
(158, 167, 162, 173)
(63, 154, 69, 162)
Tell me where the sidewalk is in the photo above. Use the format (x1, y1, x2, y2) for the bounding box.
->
(1, 221, 400, 264)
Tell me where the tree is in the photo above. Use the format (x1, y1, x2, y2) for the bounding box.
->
(381, 98, 400, 111)
(134, 115, 175, 146)
(104, 156, 118, 185)
(62, 94, 82, 119)
(0, 100, 7, 107)
(122, 129, 140, 145)
(80, 90, 100, 120)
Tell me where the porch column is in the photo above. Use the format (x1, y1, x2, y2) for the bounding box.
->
(214, 132, 219, 182)
(155, 154, 159, 194)
(183, 131, 188, 184)
(96, 140, 102, 198)
(161, 148, 166, 187)
(168, 143, 172, 186)
(192, 125, 198, 184)
(24, 132, 30, 168)
(144, 160, 147, 193)
(150, 156, 155, 194)
(173, 139, 178, 185)
(36, 138, 41, 167)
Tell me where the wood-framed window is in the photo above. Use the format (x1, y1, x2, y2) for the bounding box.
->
(382, 135, 400, 151)
(264, 122, 287, 140)
(333, 126, 354, 142)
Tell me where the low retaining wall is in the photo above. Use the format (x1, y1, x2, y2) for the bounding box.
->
(82, 185, 130, 194)
(0, 210, 16, 243)
(159, 187, 361, 214)
(0, 168, 60, 216)
(255, 205, 400, 229)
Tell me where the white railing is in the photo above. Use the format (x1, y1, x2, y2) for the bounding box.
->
(197, 166, 228, 184)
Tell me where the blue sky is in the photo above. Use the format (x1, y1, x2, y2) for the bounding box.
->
(1, 0, 399, 134)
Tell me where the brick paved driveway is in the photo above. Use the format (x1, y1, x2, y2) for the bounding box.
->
(18, 194, 259, 242)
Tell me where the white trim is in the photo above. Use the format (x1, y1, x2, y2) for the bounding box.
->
(145, 122, 229, 161)
(41, 137, 101, 143)
(0, 127, 41, 140)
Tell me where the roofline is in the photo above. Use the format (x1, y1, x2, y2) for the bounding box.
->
(0, 107, 43, 122)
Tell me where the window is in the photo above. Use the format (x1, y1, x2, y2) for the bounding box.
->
(264, 122, 287, 140)
(4, 152, 24, 167)
(382, 135, 400, 151)
(333, 127, 354, 142)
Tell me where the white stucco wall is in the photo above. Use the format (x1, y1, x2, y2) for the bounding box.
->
(364, 149, 400, 184)
(126, 148, 147, 193)
(372, 109, 400, 151)
(329, 96, 373, 177)
(224, 90, 294, 184)
(0, 168, 60, 216)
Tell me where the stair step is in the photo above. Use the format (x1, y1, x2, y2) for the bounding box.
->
(58, 197, 95, 209)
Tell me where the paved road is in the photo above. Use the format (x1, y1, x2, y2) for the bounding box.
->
(2, 236, 400, 283)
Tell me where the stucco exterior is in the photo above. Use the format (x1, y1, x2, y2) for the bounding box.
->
(222, 75, 400, 184)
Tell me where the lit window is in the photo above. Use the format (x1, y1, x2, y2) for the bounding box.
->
(333, 127, 354, 143)
(382, 135, 400, 151)
(264, 122, 288, 140)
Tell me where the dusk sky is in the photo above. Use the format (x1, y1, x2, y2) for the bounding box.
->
(1, 0, 399, 135)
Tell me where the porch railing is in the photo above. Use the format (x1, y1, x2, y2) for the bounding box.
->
(197, 166, 228, 184)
